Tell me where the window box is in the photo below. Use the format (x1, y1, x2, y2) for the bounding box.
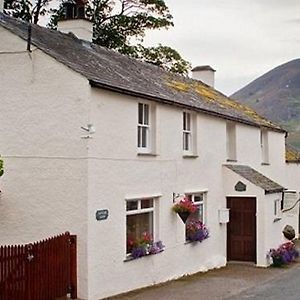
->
(127, 232, 164, 260)
(186, 220, 209, 242)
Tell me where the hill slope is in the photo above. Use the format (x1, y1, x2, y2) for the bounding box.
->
(231, 59, 300, 148)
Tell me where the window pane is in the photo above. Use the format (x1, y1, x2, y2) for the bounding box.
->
(198, 203, 204, 222)
(183, 112, 186, 130)
(141, 198, 153, 209)
(186, 113, 191, 131)
(127, 200, 138, 211)
(144, 104, 149, 125)
(141, 127, 148, 148)
(194, 195, 203, 203)
(137, 126, 141, 147)
(138, 103, 143, 124)
(183, 132, 190, 151)
(126, 212, 153, 253)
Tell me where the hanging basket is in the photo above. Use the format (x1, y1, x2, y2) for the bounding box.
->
(177, 211, 191, 223)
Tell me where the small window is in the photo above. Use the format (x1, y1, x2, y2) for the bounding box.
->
(183, 112, 191, 152)
(186, 193, 205, 223)
(138, 103, 150, 149)
(261, 130, 269, 164)
(137, 102, 156, 154)
(274, 198, 282, 219)
(126, 198, 156, 254)
(185, 193, 207, 242)
(226, 122, 236, 161)
(183, 111, 197, 156)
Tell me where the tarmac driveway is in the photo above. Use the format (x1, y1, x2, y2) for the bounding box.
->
(109, 262, 300, 300)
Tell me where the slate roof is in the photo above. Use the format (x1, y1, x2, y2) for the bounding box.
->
(286, 144, 300, 163)
(224, 164, 284, 194)
(0, 12, 284, 132)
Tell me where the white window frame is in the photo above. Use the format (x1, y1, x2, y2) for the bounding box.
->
(185, 192, 206, 224)
(138, 103, 150, 151)
(226, 122, 237, 161)
(274, 198, 282, 219)
(137, 102, 156, 154)
(183, 111, 197, 156)
(183, 111, 192, 152)
(260, 130, 269, 164)
(125, 197, 158, 255)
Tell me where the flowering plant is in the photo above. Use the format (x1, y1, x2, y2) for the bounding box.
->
(172, 197, 197, 214)
(186, 220, 209, 242)
(127, 232, 164, 259)
(267, 241, 299, 267)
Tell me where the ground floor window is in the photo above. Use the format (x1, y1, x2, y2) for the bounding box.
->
(185, 192, 207, 241)
(186, 193, 206, 223)
(126, 198, 155, 254)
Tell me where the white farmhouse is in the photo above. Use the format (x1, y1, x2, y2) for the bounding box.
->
(0, 5, 299, 300)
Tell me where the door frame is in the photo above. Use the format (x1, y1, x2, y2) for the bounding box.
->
(227, 196, 257, 263)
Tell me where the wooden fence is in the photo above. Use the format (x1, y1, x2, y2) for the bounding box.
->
(0, 232, 77, 300)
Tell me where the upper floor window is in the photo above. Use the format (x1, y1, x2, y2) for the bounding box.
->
(260, 130, 269, 164)
(137, 102, 157, 154)
(183, 111, 197, 156)
(183, 112, 191, 152)
(226, 122, 237, 161)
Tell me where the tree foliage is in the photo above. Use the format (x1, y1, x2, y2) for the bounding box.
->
(50, 0, 191, 74)
(4, 0, 51, 23)
(4, 0, 191, 74)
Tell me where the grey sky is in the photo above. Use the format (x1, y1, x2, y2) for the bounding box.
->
(143, 0, 300, 95)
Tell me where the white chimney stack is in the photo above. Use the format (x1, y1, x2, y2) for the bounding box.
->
(58, 19, 93, 41)
(57, 0, 93, 42)
(191, 65, 216, 88)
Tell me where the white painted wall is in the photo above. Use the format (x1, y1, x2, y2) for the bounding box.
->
(0, 28, 90, 299)
(57, 19, 93, 41)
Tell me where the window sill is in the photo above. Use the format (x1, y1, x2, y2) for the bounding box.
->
(137, 152, 158, 157)
(261, 162, 270, 166)
(124, 249, 164, 262)
(183, 154, 198, 159)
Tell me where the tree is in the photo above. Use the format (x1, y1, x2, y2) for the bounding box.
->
(50, 0, 191, 74)
(4, 0, 191, 74)
(4, 0, 51, 23)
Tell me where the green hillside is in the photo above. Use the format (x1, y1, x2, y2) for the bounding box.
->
(231, 59, 300, 149)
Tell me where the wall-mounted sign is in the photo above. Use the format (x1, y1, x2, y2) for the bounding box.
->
(235, 181, 246, 192)
(96, 209, 109, 221)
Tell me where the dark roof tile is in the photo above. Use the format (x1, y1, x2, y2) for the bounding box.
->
(224, 164, 284, 194)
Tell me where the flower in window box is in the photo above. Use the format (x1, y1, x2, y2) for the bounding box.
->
(186, 220, 209, 242)
(129, 232, 164, 259)
(172, 197, 197, 223)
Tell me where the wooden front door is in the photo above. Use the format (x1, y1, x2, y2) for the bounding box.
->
(227, 197, 256, 262)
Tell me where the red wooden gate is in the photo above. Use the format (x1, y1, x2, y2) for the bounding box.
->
(0, 232, 77, 300)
